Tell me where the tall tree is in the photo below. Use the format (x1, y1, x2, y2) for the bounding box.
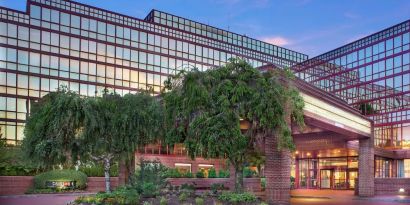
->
(22, 87, 84, 168)
(80, 90, 163, 192)
(116, 92, 163, 184)
(162, 58, 304, 193)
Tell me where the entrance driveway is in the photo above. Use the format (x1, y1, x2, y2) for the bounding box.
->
(291, 189, 410, 205)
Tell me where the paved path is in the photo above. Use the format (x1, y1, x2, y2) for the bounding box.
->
(0, 193, 87, 205)
(291, 190, 410, 205)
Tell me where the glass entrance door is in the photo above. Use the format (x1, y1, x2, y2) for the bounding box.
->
(348, 171, 358, 189)
(334, 170, 347, 189)
(320, 170, 331, 189)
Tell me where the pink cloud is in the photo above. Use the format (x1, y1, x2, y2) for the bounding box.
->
(260, 36, 292, 46)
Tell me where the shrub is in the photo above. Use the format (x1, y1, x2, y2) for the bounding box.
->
(131, 159, 168, 196)
(210, 183, 225, 194)
(208, 167, 217, 178)
(0, 145, 42, 176)
(142, 182, 158, 197)
(259, 203, 268, 205)
(159, 196, 168, 205)
(33, 169, 87, 190)
(179, 192, 188, 202)
(180, 183, 195, 191)
(196, 170, 205, 178)
(218, 169, 230, 178)
(261, 178, 266, 191)
(165, 168, 181, 178)
(79, 162, 118, 177)
(243, 167, 257, 178)
(218, 192, 257, 203)
(143, 201, 152, 205)
(165, 168, 193, 178)
(195, 197, 204, 205)
(74, 187, 139, 205)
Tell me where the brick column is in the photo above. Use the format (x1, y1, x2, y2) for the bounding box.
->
(358, 136, 374, 197)
(265, 134, 292, 205)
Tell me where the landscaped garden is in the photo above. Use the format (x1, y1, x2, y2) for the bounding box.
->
(0, 58, 304, 204)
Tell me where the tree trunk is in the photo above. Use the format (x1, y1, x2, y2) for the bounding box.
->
(234, 164, 244, 193)
(103, 157, 111, 193)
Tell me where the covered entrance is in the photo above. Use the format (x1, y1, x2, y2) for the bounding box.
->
(287, 80, 374, 195)
(297, 155, 358, 190)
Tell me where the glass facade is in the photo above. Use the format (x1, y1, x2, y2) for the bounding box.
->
(296, 157, 358, 189)
(294, 21, 410, 149)
(0, 0, 307, 144)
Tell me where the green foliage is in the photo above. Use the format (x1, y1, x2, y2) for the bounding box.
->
(159, 196, 168, 205)
(141, 182, 157, 198)
(74, 187, 139, 205)
(243, 167, 257, 178)
(22, 87, 86, 168)
(0, 143, 44, 176)
(179, 192, 188, 202)
(131, 159, 167, 197)
(208, 167, 217, 178)
(79, 162, 118, 177)
(33, 169, 87, 190)
(143, 202, 152, 205)
(211, 183, 225, 194)
(218, 169, 230, 178)
(259, 202, 268, 205)
(195, 197, 204, 205)
(22, 87, 163, 192)
(195, 170, 205, 178)
(260, 178, 266, 191)
(218, 192, 257, 203)
(162, 58, 304, 192)
(180, 183, 195, 191)
(164, 168, 193, 178)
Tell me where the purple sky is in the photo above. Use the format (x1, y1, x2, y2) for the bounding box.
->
(1, 0, 410, 57)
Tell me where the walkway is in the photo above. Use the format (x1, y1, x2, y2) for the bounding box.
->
(291, 189, 410, 205)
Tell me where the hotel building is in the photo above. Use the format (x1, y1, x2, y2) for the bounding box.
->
(0, 0, 409, 196)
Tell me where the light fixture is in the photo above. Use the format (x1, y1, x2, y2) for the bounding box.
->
(307, 153, 311, 156)
(295, 151, 299, 154)
(317, 154, 321, 157)
(399, 188, 405, 193)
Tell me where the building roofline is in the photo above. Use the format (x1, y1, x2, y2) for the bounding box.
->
(308, 19, 410, 60)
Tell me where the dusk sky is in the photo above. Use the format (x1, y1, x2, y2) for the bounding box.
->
(2, 0, 410, 57)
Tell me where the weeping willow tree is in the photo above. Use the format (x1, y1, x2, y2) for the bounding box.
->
(22, 87, 162, 192)
(162, 58, 304, 193)
(77, 90, 163, 192)
(22, 87, 84, 168)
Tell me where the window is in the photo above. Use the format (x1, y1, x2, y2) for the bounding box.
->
(71, 15, 80, 28)
(61, 12, 70, 26)
(42, 8, 50, 21)
(51, 10, 59, 23)
(30, 5, 41, 19)
(174, 163, 191, 174)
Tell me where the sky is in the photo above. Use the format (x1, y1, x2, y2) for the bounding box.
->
(1, 0, 410, 57)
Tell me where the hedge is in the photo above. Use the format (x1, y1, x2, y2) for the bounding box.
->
(33, 169, 88, 190)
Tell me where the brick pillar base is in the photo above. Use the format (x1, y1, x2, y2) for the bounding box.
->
(358, 137, 374, 197)
(265, 134, 291, 205)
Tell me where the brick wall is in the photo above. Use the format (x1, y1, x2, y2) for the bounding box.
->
(136, 154, 227, 173)
(166, 177, 261, 192)
(86, 177, 119, 192)
(375, 178, 410, 195)
(0, 176, 119, 195)
(0, 176, 34, 195)
(358, 137, 375, 197)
